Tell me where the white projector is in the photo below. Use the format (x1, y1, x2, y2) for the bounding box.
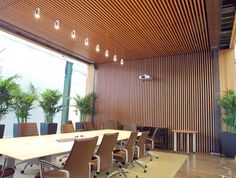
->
(139, 73, 153, 80)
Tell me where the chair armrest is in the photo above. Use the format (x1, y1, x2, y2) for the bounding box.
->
(92, 155, 101, 173)
(146, 138, 154, 149)
(39, 160, 69, 178)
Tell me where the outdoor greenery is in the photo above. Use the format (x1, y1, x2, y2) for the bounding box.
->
(39, 89, 62, 123)
(73, 92, 96, 122)
(12, 84, 38, 123)
(0, 75, 19, 120)
(219, 89, 236, 133)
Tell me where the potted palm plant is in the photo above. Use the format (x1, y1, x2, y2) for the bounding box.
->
(73, 92, 96, 130)
(39, 89, 62, 135)
(12, 84, 38, 137)
(0, 75, 19, 138)
(219, 89, 236, 158)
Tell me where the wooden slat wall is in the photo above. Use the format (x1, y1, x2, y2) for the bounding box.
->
(96, 52, 215, 152)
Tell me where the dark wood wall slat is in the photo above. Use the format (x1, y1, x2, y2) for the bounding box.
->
(96, 52, 215, 152)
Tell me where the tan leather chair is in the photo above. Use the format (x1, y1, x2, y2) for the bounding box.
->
(108, 131, 138, 178)
(16, 123, 39, 174)
(0, 156, 15, 178)
(61, 123, 75, 133)
(123, 124, 137, 131)
(19, 123, 39, 137)
(103, 120, 117, 129)
(145, 128, 159, 161)
(40, 137, 98, 178)
(132, 131, 149, 172)
(84, 121, 94, 131)
(91, 133, 119, 177)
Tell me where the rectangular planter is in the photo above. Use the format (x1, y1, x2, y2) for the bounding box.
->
(40, 123, 58, 135)
(75, 122, 84, 131)
(221, 132, 236, 158)
(0, 124, 5, 138)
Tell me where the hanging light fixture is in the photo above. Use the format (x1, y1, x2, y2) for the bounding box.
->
(96, 44, 100, 52)
(84, 38, 89, 46)
(105, 50, 109, 57)
(34, 8, 40, 19)
(54, 20, 60, 30)
(113, 54, 117, 62)
(71, 30, 76, 39)
(120, 58, 124, 65)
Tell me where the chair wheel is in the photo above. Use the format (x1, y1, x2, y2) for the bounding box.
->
(145, 165, 147, 168)
(144, 169, 147, 173)
(106, 172, 109, 175)
(59, 159, 62, 161)
(156, 156, 158, 159)
(94, 176, 97, 178)
(136, 176, 138, 178)
(150, 159, 153, 161)
(21, 170, 24, 174)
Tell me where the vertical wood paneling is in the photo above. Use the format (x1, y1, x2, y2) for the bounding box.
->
(96, 52, 215, 152)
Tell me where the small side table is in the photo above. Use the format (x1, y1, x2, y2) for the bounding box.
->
(172, 130, 198, 154)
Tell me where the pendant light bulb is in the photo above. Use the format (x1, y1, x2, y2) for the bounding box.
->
(113, 54, 117, 62)
(96, 44, 100, 52)
(84, 38, 89, 46)
(120, 59, 124, 65)
(71, 30, 76, 39)
(105, 50, 109, 57)
(54, 20, 60, 30)
(34, 8, 40, 19)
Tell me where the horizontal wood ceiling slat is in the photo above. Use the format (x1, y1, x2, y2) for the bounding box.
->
(0, 0, 210, 63)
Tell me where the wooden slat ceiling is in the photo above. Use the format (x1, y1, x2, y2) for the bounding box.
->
(0, 0, 210, 63)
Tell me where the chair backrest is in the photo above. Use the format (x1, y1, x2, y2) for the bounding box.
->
(125, 131, 138, 162)
(136, 132, 149, 157)
(103, 120, 117, 129)
(123, 124, 137, 131)
(19, 123, 39, 137)
(61, 124, 75, 133)
(64, 137, 98, 178)
(96, 133, 119, 172)
(84, 121, 94, 131)
(66, 120, 73, 124)
(0, 156, 15, 178)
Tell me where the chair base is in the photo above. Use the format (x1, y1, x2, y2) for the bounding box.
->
(146, 150, 158, 161)
(108, 167, 138, 178)
(128, 159, 147, 172)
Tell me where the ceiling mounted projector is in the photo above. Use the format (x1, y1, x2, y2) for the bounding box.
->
(139, 73, 153, 80)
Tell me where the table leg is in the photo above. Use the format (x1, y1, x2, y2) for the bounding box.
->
(193, 133, 196, 153)
(174, 132, 177, 152)
(186, 133, 189, 154)
(180, 133, 183, 150)
(7, 157, 15, 178)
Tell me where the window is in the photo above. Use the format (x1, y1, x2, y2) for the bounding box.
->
(0, 30, 87, 137)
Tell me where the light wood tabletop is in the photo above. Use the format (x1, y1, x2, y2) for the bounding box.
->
(0, 129, 136, 161)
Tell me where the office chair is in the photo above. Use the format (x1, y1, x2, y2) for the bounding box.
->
(123, 124, 137, 131)
(84, 121, 94, 131)
(61, 123, 75, 133)
(145, 128, 159, 161)
(91, 132, 119, 178)
(0, 155, 15, 178)
(103, 120, 117, 129)
(132, 131, 149, 172)
(40, 137, 98, 178)
(15, 123, 39, 174)
(108, 131, 138, 178)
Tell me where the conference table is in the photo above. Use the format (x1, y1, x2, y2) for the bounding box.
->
(0, 129, 137, 178)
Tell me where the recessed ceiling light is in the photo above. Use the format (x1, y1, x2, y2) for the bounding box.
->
(84, 38, 89, 46)
(120, 59, 124, 65)
(34, 8, 40, 19)
(71, 30, 76, 39)
(96, 44, 100, 52)
(54, 20, 60, 30)
(105, 50, 109, 57)
(113, 54, 117, 62)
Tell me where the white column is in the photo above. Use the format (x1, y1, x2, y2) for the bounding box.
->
(193, 133, 196, 153)
(174, 132, 177, 152)
(180, 133, 183, 150)
(186, 133, 189, 154)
